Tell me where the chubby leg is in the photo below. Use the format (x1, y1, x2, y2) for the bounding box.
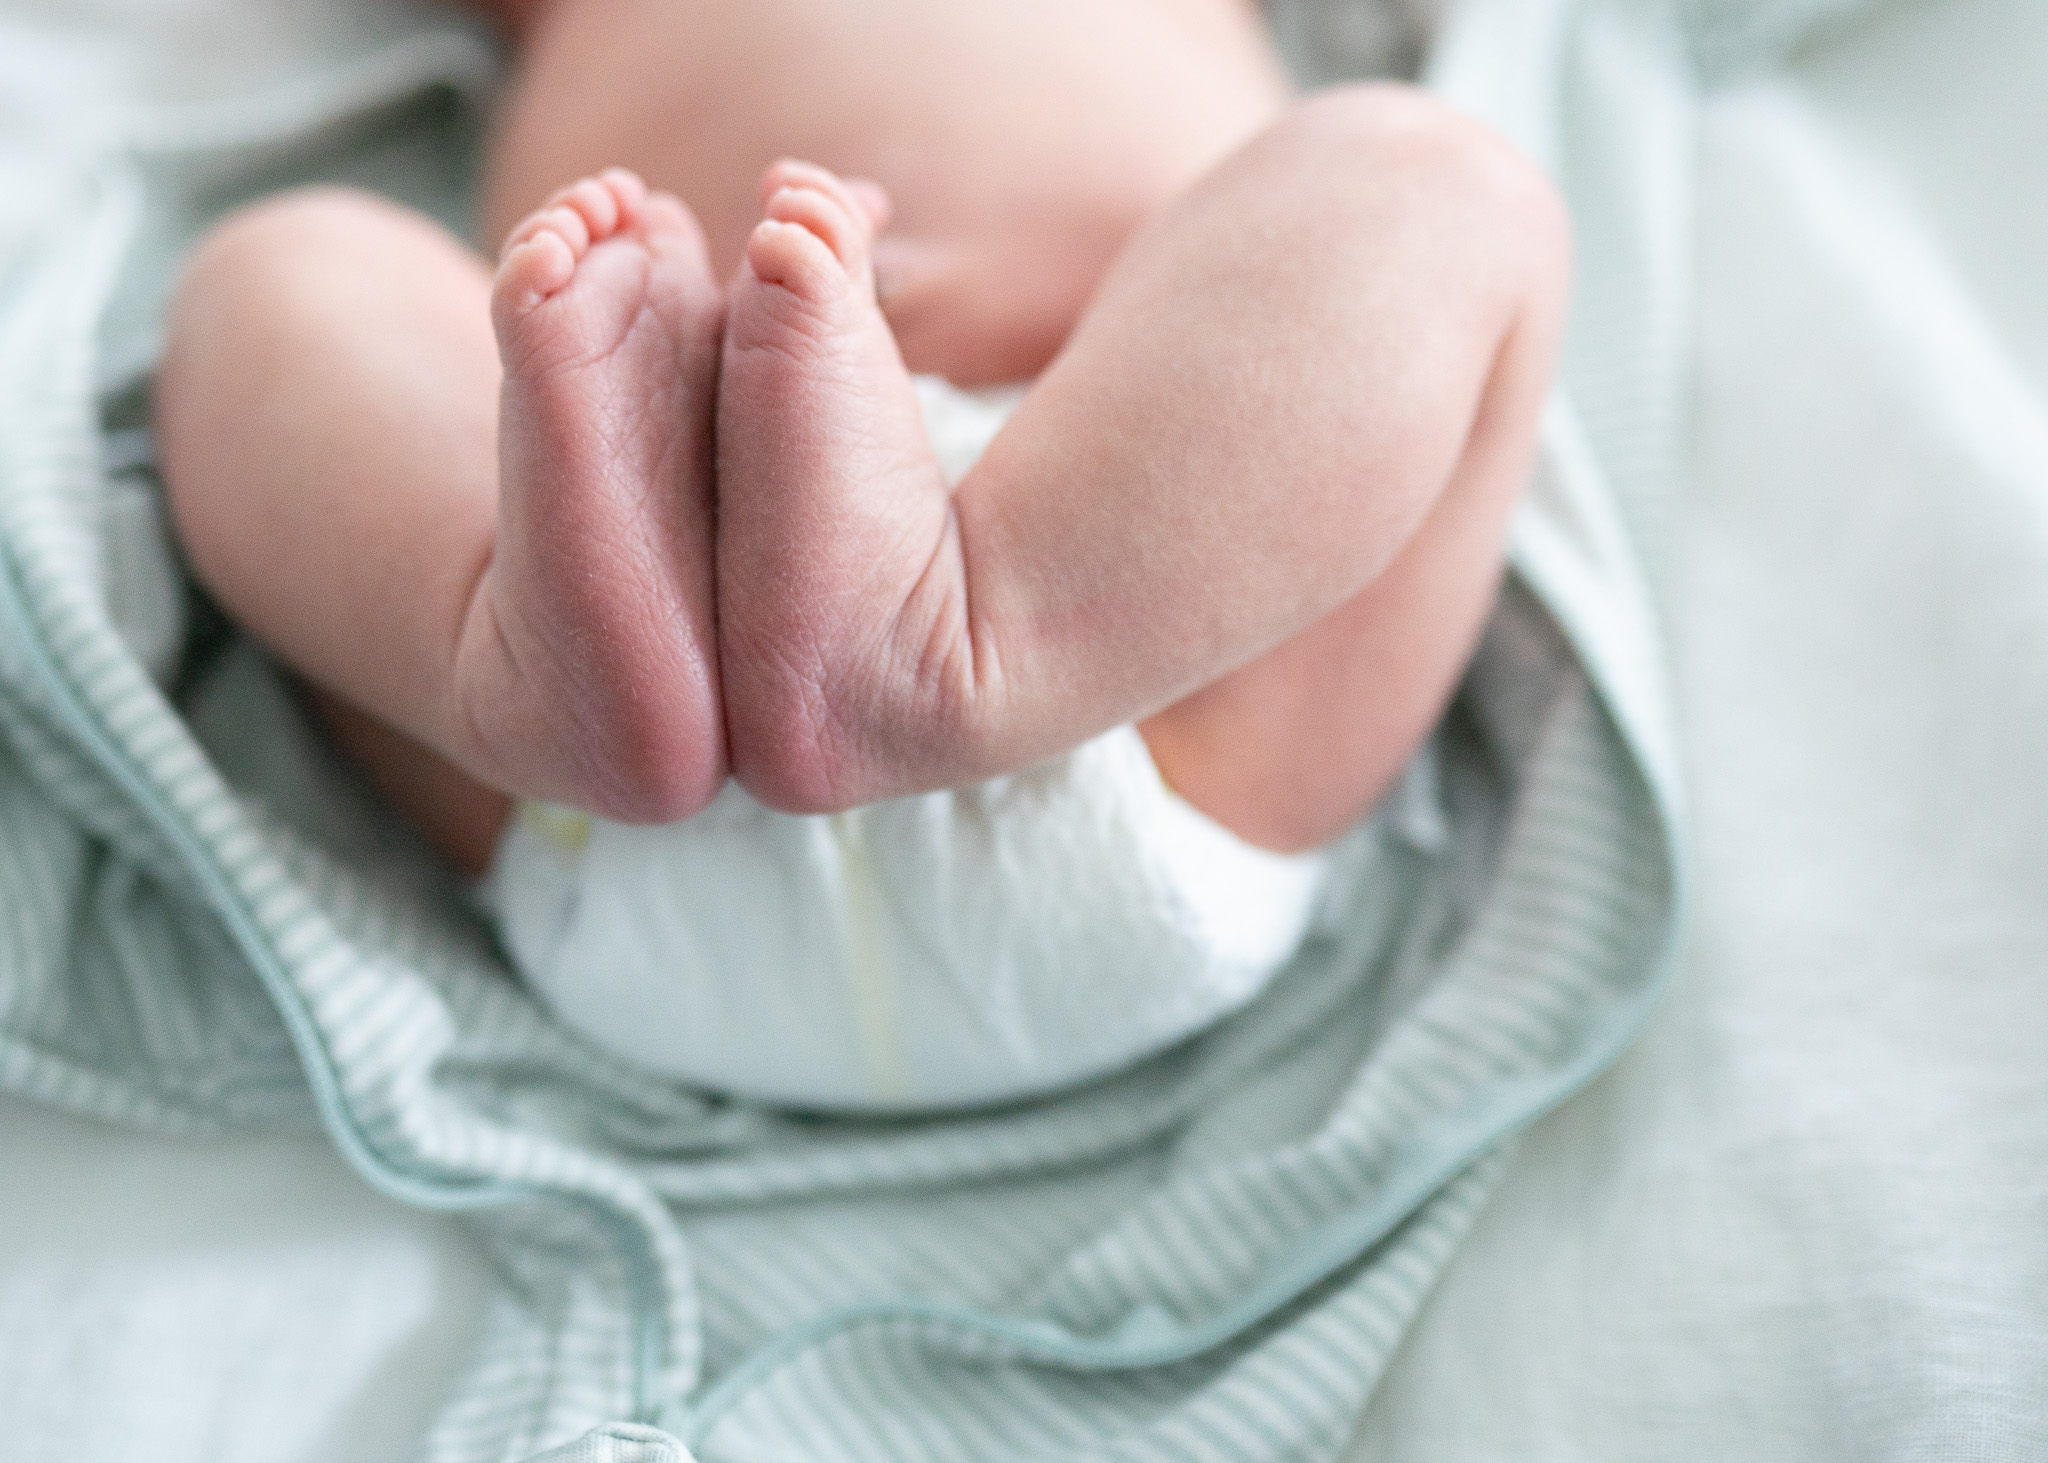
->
(157, 172, 726, 873)
(716, 86, 1568, 850)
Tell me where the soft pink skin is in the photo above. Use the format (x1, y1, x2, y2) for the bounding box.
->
(711, 101, 1566, 832)
(480, 169, 726, 820)
(161, 170, 727, 850)
(478, 0, 1293, 387)
(155, 1, 1568, 876)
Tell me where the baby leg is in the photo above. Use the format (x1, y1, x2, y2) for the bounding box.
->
(715, 88, 1567, 848)
(157, 172, 727, 871)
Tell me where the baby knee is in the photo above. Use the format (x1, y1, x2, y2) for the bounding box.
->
(1274, 85, 1511, 175)
(175, 187, 475, 341)
(160, 188, 411, 456)
(178, 188, 384, 297)
(1268, 85, 1570, 285)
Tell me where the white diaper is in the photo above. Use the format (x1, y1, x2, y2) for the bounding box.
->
(477, 377, 1332, 1110)
(481, 727, 1328, 1110)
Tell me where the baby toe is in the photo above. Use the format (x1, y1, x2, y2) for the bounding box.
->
(494, 228, 578, 312)
(744, 217, 849, 300)
(501, 202, 592, 265)
(763, 181, 871, 273)
(597, 168, 648, 225)
(638, 189, 710, 257)
(757, 158, 841, 207)
(545, 176, 624, 241)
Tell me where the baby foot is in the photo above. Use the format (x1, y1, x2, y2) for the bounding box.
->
(468, 169, 728, 822)
(718, 161, 966, 813)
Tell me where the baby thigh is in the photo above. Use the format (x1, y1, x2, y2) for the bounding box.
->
(157, 189, 513, 873)
(990, 86, 1570, 853)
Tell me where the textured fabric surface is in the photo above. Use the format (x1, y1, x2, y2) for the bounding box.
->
(0, 0, 1692, 1459)
(1357, 0, 2048, 1451)
(523, 1424, 692, 1463)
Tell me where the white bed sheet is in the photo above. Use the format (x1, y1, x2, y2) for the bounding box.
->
(3, 0, 2046, 1458)
(0, 1095, 487, 1462)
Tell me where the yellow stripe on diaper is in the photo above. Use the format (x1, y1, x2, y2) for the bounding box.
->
(829, 811, 907, 1104)
(519, 801, 593, 855)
